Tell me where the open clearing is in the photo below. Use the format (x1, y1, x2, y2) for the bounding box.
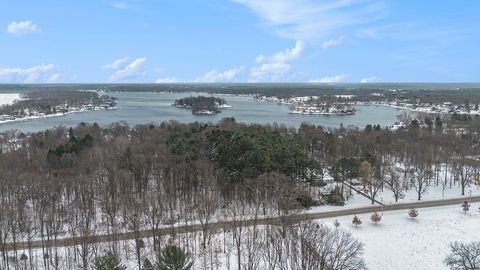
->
(322, 204, 480, 270)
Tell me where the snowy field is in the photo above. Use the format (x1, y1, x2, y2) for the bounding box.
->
(307, 181, 480, 214)
(0, 93, 21, 106)
(10, 203, 480, 270)
(4, 167, 480, 269)
(322, 204, 480, 270)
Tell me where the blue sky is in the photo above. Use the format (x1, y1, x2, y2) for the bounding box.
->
(0, 0, 479, 83)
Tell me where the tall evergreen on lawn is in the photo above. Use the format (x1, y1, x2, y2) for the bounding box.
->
(157, 245, 193, 270)
(93, 252, 126, 270)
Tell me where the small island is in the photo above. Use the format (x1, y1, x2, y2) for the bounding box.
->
(173, 96, 230, 115)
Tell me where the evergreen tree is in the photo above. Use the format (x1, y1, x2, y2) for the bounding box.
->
(408, 208, 418, 220)
(352, 215, 362, 227)
(93, 252, 126, 270)
(424, 117, 433, 131)
(434, 116, 443, 133)
(157, 245, 193, 270)
(370, 212, 382, 224)
(465, 98, 471, 113)
(364, 124, 373, 133)
(142, 258, 155, 270)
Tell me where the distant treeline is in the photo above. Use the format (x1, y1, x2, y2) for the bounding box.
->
(173, 96, 227, 114)
(2, 83, 480, 105)
(0, 90, 116, 117)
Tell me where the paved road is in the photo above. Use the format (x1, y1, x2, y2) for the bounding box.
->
(4, 196, 480, 251)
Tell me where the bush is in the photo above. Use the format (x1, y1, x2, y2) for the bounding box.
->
(370, 212, 381, 224)
(352, 215, 362, 227)
(326, 187, 345, 206)
(408, 208, 418, 219)
(295, 194, 321, 209)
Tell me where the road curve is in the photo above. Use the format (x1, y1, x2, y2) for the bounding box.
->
(4, 196, 480, 251)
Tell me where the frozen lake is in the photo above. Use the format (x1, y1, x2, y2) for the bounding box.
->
(0, 91, 407, 132)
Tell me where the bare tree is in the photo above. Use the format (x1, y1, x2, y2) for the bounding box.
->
(411, 163, 432, 201)
(194, 188, 220, 270)
(360, 161, 383, 204)
(386, 166, 405, 202)
(287, 222, 366, 270)
(445, 241, 480, 270)
(452, 158, 476, 196)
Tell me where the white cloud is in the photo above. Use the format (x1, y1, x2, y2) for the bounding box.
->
(250, 62, 291, 81)
(360, 76, 382, 83)
(256, 40, 304, 63)
(47, 74, 61, 83)
(357, 28, 379, 39)
(104, 57, 146, 81)
(321, 36, 345, 49)
(109, 2, 129, 9)
(195, 67, 245, 83)
(6, 21, 40, 35)
(250, 41, 303, 81)
(0, 64, 58, 83)
(155, 77, 178, 83)
(231, 0, 385, 40)
(309, 74, 347, 83)
(102, 57, 130, 70)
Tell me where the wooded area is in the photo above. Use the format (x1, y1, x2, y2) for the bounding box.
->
(0, 90, 116, 118)
(0, 114, 479, 269)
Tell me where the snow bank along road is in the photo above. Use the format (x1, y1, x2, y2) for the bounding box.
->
(5, 196, 480, 251)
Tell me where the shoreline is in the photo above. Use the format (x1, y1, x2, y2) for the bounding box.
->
(0, 106, 117, 125)
(255, 95, 479, 116)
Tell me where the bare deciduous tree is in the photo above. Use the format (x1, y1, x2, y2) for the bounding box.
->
(445, 241, 480, 270)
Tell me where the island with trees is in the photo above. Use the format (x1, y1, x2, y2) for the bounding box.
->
(0, 90, 117, 123)
(173, 95, 230, 115)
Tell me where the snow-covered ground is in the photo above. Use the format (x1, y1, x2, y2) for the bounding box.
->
(0, 93, 21, 106)
(322, 204, 480, 270)
(0, 105, 116, 124)
(307, 171, 480, 214)
(9, 203, 479, 270)
(305, 183, 480, 215)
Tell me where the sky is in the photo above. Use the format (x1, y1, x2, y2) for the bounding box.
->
(0, 0, 479, 83)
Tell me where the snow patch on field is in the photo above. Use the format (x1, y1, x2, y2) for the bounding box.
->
(0, 93, 21, 106)
(323, 204, 480, 270)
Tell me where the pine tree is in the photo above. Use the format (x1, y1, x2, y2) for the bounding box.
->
(142, 258, 155, 270)
(408, 208, 418, 220)
(370, 212, 381, 224)
(352, 215, 362, 227)
(93, 252, 126, 270)
(465, 98, 471, 113)
(157, 245, 193, 270)
(463, 201, 470, 213)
